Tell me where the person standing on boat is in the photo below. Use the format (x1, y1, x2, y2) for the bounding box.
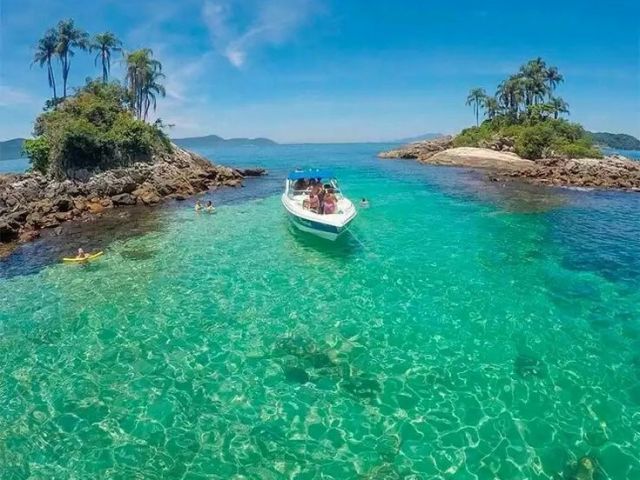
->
(317, 185, 326, 214)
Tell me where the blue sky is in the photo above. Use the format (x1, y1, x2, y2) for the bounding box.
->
(1, 0, 639, 142)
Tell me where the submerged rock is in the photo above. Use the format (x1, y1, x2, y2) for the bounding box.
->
(341, 375, 382, 400)
(571, 456, 596, 480)
(514, 353, 546, 379)
(283, 366, 310, 384)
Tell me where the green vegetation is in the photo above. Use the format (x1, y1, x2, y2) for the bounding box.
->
(25, 80, 171, 177)
(459, 58, 601, 159)
(25, 20, 170, 178)
(588, 132, 640, 150)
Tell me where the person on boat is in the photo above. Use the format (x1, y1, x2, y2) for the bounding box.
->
(195, 200, 202, 212)
(317, 185, 326, 213)
(294, 178, 307, 191)
(360, 198, 370, 208)
(75, 248, 89, 260)
(205, 200, 215, 213)
(323, 191, 337, 214)
(308, 193, 320, 213)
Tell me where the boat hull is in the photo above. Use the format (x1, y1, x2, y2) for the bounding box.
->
(287, 211, 347, 240)
(281, 194, 356, 241)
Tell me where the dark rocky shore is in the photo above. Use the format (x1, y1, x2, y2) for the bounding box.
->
(0, 145, 265, 251)
(380, 137, 640, 191)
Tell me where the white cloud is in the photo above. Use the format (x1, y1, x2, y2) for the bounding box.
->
(202, 0, 320, 68)
(0, 85, 38, 107)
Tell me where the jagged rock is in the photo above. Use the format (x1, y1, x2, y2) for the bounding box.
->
(55, 196, 73, 212)
(0, 221, 20, 242)
(7, 209, 29, 223)
(133, 184, 161, 205)
(0, 144, 262, 249)
(86, 201, 106, 214)
(18, 229, 40, 243)
(111, 193, 136, 205)
(40, 215, 60, 228)
(379, 140, 640, 191)
(236, 168, 267, 177)
(224, 179, 242, 187)
(379, 136, 454, 160)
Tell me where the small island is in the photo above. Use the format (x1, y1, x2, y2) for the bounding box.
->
(380, 58, 640, 191)
(0, 20, 264, 249)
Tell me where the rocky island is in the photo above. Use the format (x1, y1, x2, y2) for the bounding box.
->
(380, 136, 640, 190)
(380, 58, 640, 192)
(0, 145, 265, 247)
(0, 67, 266, 252)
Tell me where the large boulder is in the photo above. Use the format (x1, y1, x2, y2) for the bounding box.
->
(426, 147, 536, 170)
(0, 221, 20, 242)
(379, 136, 454, 160)
(111, 193, 136, 206)
(133, 184, 161, 205)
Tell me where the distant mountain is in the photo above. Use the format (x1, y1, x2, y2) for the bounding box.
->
(173, 134, 277, 149)
(0, 138, 26, 160)
(393, 133, 444, 144)
(588, 132, 640, 150)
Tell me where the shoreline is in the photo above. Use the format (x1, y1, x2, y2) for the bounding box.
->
(0, 145, 266, 257)
(379, 137, 640, 192)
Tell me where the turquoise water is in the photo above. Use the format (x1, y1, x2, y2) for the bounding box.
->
(1, 143, 639, 479)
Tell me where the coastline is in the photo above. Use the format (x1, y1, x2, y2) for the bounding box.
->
(379, 137, 640, 191)
(0, 145, 265, 256)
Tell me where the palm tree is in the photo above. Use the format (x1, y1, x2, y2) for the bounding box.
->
(142, 69, 166, 121)
(544, 66, 564, 99)
(55, 19, 89, 98)
(549, 97, 569, 119)
(496, 77, 524, 119)
(125, 49, 164, 121)
(90, 32, 123, 83)
(32, 29, 59, 100)
(519, 58, 549, 106)
(465, 88, 486, 126)
(483, 97, 500, 120)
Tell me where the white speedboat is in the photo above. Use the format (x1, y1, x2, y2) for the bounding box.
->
(281, 169, 357, 240)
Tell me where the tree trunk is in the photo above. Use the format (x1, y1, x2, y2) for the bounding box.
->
(48, 60, 57, 100)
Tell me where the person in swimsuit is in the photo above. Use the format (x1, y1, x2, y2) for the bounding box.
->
(309, 194, 320, 213)
(195, 200, 202, 212)
(205, 200, 215, 212)
(75, 248, 89, 259)
(323, 192, 337, 214)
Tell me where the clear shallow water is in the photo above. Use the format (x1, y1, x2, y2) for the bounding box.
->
(1, 144, 639, 479)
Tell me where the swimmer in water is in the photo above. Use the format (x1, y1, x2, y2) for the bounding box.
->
(205, 200, 215, 213)
(75, 248, 89, 260)
(195, 200, 202, 212)
(359, 198, 370, 208)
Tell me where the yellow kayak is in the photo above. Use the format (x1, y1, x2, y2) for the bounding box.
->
(63, 251, 104, 263)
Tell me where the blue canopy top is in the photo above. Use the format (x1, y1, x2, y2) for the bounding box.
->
(287, 169, 335, 180)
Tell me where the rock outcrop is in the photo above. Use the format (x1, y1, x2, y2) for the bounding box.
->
(379, 138, 640, 191)
(426, 147, 535, 170)
(0, 145, 262, 245)
(503, 155, 640, 190)
(379, 135, 453, 160)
